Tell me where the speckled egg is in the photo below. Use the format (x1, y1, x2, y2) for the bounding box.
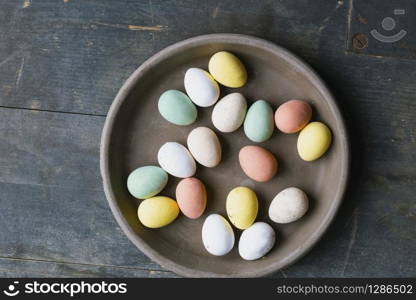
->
(239, 146, 278, 182)
(275, 100, 312, 133)
(211, 92, 247, 133)
(269, 187, 309, 224)
(176, 177, 207, 219)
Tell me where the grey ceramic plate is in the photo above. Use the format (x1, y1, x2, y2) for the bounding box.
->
(100, 34, 349, 277)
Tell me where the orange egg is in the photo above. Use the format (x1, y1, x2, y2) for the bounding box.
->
(239, 146, 278, 182)
(176, 177, 207, 219)
(274, 100, 312, 133)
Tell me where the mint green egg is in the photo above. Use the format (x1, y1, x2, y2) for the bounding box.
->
(127, 166, 168, 199)
(243, 100, 274, 142)
(158, 90, 197, 125)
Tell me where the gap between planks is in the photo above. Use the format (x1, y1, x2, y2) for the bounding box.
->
(0, 105, 107, 118)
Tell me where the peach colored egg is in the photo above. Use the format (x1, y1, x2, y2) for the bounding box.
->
(239, 146, 278, 182)
(274, 100, 312, 133)
(176, 177, 207, 219)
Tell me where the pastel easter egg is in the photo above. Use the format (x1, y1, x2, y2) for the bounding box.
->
(238, 222, 276, 260)
(138, 196, 179, 228)
(187, 127, 221, 167)
(158, 90, 197, 126)
(127, 166, 168, 199)
(202, 214, 235, 256)
(269, 187, 309, 224)
(157, 142, 196, 178)
(184, 68, 220, 107)
(208, 51, 247, 88)
(211, 92, 247, 133)
(176, 177, 207, 219)
(297, 122, 332, 161)
(226, 186, 258, 230)
(243, 100, 274, 142)
(239, 146, 278, 182)
(275, 100, 312, 133)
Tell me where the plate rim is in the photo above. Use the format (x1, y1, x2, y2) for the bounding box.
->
(100, 33, 350, 277)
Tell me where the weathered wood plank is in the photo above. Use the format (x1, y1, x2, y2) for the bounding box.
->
(0, 0, 155, 115)
(0, 108, 164, 272)
(0, 257, 177, 278)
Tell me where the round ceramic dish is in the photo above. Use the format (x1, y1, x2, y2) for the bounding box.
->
(100, 34, 349, 277)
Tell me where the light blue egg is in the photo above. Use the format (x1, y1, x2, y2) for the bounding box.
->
(158, 90, 197, 126)
(244, 100, 274, 142)
(127, 166, 168, 199)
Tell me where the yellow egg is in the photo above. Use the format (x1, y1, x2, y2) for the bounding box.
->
(226, 187, 258, 229)
(138, 196, 179, 228)
(208, 51, 247, 88)
(297, 122, 332, 161)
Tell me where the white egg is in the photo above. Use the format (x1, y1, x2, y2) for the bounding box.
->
(238, 222, 275, 260)
(212, 93, 247, 132)
(202, 214, 235, 256)
(269, 187, 309, 224)
(187, 127, 221, 167)
(157, 142, 196, 178)
(184, 68, 220, 107)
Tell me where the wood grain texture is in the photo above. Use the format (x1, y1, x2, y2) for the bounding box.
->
(0, 257, 177, 278)
(0, 0, 415, 277)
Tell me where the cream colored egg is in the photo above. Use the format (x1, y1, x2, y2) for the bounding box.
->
(184, 68, 220, 107)
(187, 127, 221, 167)
(269, 187, 309, 224)
(211, 93, 247, 132)
(202, 214, 235, 256)
(157, 142, 196, 178)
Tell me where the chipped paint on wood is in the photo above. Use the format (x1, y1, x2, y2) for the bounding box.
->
(91, 21, 167, 31)
(128, 24, 166, 31)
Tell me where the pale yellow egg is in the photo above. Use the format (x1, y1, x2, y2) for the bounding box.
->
(208, 51, 247, 88)
(297, 122, 332, 161)
(138, 196, 179, 228)
(226, 186, 258, 229)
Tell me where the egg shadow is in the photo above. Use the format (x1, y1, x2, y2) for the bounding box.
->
(254, 186, 270, 222)
(216, 131, 233, 165)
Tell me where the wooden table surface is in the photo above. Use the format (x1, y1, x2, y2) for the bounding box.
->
(0, 0, 415, 277)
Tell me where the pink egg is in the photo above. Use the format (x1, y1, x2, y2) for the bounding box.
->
(239, 146, 278, 182)
(274, 100, 312, 133)
(176, 177, 207, 219)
